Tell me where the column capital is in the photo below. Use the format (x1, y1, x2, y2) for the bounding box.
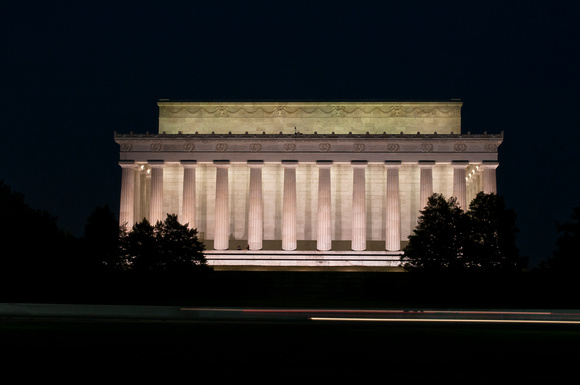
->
(418, 160, 436, 168)
(451, 160, 469, 168)
(180, 160, 198, 168)
(119, 160, 136, 168)
(281, 160, 298, 168)
(480, 160, 499, 169)
(247, 160, 265, 168)
(384, 160, 402, 168)
(316, 160, 333, 168)
(351, 160, 368, 168)
(213, 160, 231, 168)
(148, 160, 165, 168)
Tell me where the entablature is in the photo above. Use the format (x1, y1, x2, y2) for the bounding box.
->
(115, 132, 502, 164)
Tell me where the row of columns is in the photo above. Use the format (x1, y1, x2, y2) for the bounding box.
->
(119, 160, 498, 251)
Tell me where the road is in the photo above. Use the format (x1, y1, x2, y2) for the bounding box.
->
(2, 304, 580, 383)
(3, 303, 580, 324)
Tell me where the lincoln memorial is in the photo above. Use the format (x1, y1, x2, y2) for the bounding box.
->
(115, 100, 502, 270)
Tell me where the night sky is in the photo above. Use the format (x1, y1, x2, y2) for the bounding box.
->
(1, 1, 578, 267)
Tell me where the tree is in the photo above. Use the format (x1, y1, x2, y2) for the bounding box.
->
(121, 214, 209, 272)
(401, 192, 524, 272)
(0, 180, 74, 275)
(401, 194, 467, 272)
(464, 192, 524, 272)
(543, 206, 580, 272)
(82, 205, 126, 271)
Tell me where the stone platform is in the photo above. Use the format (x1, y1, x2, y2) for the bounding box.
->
(205, 250, 404, 271)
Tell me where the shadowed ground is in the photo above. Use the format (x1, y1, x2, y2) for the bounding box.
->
(2, 317, 579, 384)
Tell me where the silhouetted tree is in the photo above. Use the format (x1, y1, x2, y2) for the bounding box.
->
(83, 205, 126, 271)
(121, 218, 157, 271)
(121, 214, 208, 272)
(401, 194, 467, 272)
(464, 192, 524, 271)
(154, 214, 207, 271)
(543, 206, 580, 272)
(0, 180, 74, 275)
(402, 192, 524, 272)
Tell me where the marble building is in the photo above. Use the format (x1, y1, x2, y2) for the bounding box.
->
(115, 101, 502, 270)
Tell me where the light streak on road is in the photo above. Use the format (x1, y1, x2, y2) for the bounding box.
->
(309, 317, 580, 324)
(180, 307, 580, 323)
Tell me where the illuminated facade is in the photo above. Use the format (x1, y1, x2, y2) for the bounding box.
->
(115, 101, 501, 270)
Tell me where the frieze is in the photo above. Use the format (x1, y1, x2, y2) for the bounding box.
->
(158, 103, 462, 119)
(115, 133, 503, 155)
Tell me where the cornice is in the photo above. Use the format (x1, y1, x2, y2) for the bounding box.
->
(115, 131, 502, 140)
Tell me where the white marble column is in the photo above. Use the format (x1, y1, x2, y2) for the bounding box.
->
(317, 161, 333, 251)
(385, 161, 401, 251)
(452, 161, 469, 209)
(142, 168, 151, 222)
(214, 161, 230, 250)
(149, 160, 165, 224)
(282, 161, 298, 251)
(134, 165, 142, 222)
(419, 161, 435, 210)
(351, 161, 367, 251)
(181, 160, 197, 229)
(248, 161, 264, 251)
(119, 160, 136, 227)
(481, 161, 499, 194)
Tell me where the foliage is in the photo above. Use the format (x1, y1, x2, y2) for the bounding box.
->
(464, 192, 524, 272)
(542, 206, 580, 272)
(402, 192, 524, 272)
(82, 205, 127, 271)
(401, 194, 467, 272)
(121, 214, 209, 272)
(0, 180, 75, 275)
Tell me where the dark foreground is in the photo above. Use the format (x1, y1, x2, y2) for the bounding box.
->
(2, 316, 579, 384)
(2, 271, 579, 384)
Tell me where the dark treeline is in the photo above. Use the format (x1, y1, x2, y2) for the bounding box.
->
(1, 180, 580, 306)
(0, 181, 214, 304)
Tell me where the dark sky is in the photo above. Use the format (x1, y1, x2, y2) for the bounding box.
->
(1, 1, 578, 267)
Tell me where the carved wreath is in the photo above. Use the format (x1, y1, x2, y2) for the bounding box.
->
(284, 143, 296, 152)
(120, 143, 133, 152)
(386, 143, 400, 152)
(319, 143, 331, 152)
(353, 143, 365, 152)
(216, 143, 228, 152)
(484, 143, 497, 152)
